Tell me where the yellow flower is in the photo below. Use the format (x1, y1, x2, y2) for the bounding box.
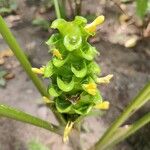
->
(43, 96, 54, 104)
(31, 66, 45, 75)
(94, 101, 110, 110)
(84, 15, 105, 33)
(82, 82, 97, 95)
(96, 74, 113, 84)
(63, 121, 74, 143)
(52, 49, 63, 59)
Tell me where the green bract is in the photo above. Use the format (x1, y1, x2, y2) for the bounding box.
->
(44, 16, 103, 120)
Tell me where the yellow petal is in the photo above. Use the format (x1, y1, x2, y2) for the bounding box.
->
(83, 83, 97, 95)
(43, 96, 53, 104)
(96, 74, 113, 84)
(94, 101, 110, 110)
(52, 49, 63, 59)
(31, 67, 44, 75)
(63, 121, 74, 143)
(84, 15, 105, 33)
(92, 15, 105, 26)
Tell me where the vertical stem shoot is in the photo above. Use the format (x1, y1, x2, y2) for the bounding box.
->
(53, 0, 61, 18)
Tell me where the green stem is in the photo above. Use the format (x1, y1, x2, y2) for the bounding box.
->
(104, 113, 150, 150)
(59, 0, 66, 19)
(0, 104, 62, 135)
(0, 15, 48, 98)
(53, 0, 61, 18)
(92, 82, 150, 150)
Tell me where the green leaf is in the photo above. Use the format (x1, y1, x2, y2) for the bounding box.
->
(51, 18, 66, 30)
(88, 61, 101, 75)
(73, 16, 87, 26)
(46, 33, 61, 46)
(44, 61, 53, 78)
(32, 18, 49, 30)
(48, 85, 62, 97)
(56, 98, 72, 113)
(51, 19, 81, 36)
(52, 54, 69, 67)
(78, 92, 93, 103)
(73, 103, 92, 115)
(79, 44, 97, 60)
(0, 105, 58, 133)
(79, 91, 102, 104)
(64, 34, 82, 51)
(136, 0, 148, 18)
(0, 7, 11, 14)
(57, 76, 75, 92)
(71, 61, 87, 78)
(93, 91, 103, 104)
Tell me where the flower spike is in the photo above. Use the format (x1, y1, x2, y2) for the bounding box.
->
(33, 16, 112, 127)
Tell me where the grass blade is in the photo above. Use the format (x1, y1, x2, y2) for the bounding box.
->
(91, 82, 150, 150)
(0, 104, 62, 135)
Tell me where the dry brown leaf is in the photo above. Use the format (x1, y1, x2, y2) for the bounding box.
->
(0, 49, 13, 58)
(119, 14, 130, 24)
(4, 72, 15, 80)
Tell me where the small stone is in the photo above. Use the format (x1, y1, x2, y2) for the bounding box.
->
(124, 36, 139, 48)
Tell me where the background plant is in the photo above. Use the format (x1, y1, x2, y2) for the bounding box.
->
(0, 0, 17, 15)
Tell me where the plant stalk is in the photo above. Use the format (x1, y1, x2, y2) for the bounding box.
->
(59, 0, 67, 19)
(104, 112, 150, 150)
(0, 104, 62, 135)
(91, 82, 150, 150)
(53, 0, 61, 18)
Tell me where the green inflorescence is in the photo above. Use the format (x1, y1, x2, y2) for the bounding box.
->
(33, 16, 112, 122)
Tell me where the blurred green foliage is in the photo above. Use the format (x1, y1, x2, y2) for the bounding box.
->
(0, 0, 17, 15)
(32, 18, 49, 30)
(136, 0, 149, 18)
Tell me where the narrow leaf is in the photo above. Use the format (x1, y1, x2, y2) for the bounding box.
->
(0, 104, 60, 134)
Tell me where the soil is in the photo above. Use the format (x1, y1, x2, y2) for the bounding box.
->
(0, 0, 150, 150)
